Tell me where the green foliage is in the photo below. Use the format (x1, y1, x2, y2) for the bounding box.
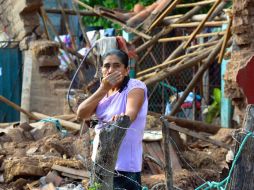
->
(205, 88, 221, 124)
(88, 182, 102, 190)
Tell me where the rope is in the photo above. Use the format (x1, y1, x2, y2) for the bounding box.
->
(40, 118, 68, 137)
(195, 132, 253, 190)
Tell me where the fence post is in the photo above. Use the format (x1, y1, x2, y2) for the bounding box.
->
(161, 118, 174, 190)
(229, 105, 254, 189)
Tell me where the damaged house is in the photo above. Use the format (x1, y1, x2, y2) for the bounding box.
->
(0, 0, 254, 189)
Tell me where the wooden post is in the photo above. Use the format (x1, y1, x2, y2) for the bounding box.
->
(161, 118, 174, 190)
(92, 116, 131, 190)
(229, 105, 254, 189)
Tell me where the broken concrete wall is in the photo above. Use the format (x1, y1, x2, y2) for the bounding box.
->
(0, 0, 43, 49)
(0, 0, 71, 121)
(224, 0, 254, 123)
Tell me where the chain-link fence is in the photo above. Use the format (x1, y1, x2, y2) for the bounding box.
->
(136, 28, 221, 120)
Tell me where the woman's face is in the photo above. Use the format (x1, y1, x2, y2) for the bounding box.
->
(102, 54, 129, 78)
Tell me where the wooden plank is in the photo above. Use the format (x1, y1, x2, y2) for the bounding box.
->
(61, 172, 86, 180)
(143, 143, 162, 174)
(52, 164, 90, 178)
(176, 0, 216, 8)
(32, 112, 80, 131)
(166, 122, 230, 149)
(183, 0, 222, 49)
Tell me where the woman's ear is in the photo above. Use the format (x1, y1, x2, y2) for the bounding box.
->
(126, 67, 130, 76)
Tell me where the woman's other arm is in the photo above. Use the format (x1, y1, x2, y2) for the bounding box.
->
(125, 88, 145, 122)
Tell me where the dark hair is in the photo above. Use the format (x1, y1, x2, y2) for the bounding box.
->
(102, 49, 129, 68)
(102, 49, 130, 93)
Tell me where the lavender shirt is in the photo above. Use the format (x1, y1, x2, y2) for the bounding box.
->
(92, 79, 148, 172)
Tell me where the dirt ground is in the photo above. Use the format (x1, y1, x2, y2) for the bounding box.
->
(0, 120, 234, 190)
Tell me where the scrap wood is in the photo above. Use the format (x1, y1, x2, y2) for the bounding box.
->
(139, 44, 213, 82)
(32, 112, 80, 131)
(183, 0, 222, 49)
(56, 0, 77, 50)
(163, 13, 227, 24)
(135, 5, 203, 53)
(0, 122, 19, 128)
(72, 1, 91, 48)
(164, 115, 221, 134)
(45, 8, 96, 16)
(176, 0, 216, 8)
(61, 172, 84, 180)
(170, 21, 228, 28)
(39, 8, 78, 72)
(0, 96, 80, 131)
(39, 8, 50, 40)
(25, 180, 39, 190)
(0, 95, 38, 120)
(52, 114, 76, 121)
(74, 0, 152, 40)
(138, 0, 171, 31)
(144, 153, 164, 170)
(165, 122, 230, 149)
(188, 40, 219, 50)
(159, 31, 226, 42)
(137, 45, 214, 77)
(218, 12, 232, 64)
(168, 38, 225, 115)
(52, 164, 90, 178)
(72, 1, 97, 66)
(147, 0, 182, 32)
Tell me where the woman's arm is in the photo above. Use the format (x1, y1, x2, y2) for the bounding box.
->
(77, 86, 108, 120)
(125, 88, 145, 122)
(77, 71, 124, 119)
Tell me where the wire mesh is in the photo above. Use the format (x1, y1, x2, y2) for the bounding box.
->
(137, 28, 221, 119)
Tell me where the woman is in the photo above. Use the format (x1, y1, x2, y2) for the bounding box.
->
(77, 49, 148, 190)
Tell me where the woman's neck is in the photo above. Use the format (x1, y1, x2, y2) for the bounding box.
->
(107, 86, 120, 96)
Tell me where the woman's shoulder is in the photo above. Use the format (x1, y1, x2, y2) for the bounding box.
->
(126, 79, 147, 92)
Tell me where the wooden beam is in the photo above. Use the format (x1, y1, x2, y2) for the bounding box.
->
(148, 0, 182, 32)
(165, 122, 230, 149)
(56, 0, 77, 50)
(137, 45, 214, 77)
(135, 5, 203, 53)
(164, 115, 221, 134)
(0, 95, 38, 120)
(39, 8, 50, 40)
(176, 0, 216, 8)
(188, 40, 219, 50)
(32, 112, 80, 131)
(52, 164, 90, 178)
(74, 0, 152, 40)
(141, 46, 212, 83)
(169, 38, 224, 116)
(183, 0, 222, 49)
(218, 14, 232, 64)
(171, 21, 228, 28)
(45, 8, 97, 16)
(40, 8, 77, 71)
(159, 31, 225, 42)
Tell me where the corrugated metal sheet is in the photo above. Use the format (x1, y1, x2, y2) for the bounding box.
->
(0, 48, 22, 122)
